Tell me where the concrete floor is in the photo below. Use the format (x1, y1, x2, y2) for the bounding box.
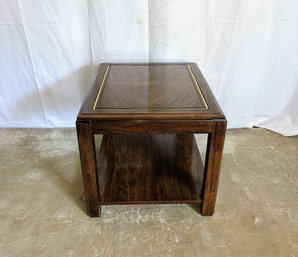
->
(0, 128, 297, 257)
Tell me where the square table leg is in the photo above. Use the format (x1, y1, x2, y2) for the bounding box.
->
(201, 120, 227, 216)
(76, 121, 101, 217)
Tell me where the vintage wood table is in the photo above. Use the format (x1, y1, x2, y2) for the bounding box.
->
(76, 63, 227, 217)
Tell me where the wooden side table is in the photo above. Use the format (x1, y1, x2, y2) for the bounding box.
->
(76, 63, 227, 217)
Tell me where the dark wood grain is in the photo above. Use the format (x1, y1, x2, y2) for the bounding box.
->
(91, 120, 213, 134)
(189, 63, 225, 115)
(201, 120, 227, 216)
(76, 121, 101, 217)
(76, 63, 227, 217)
(78, 63, 225, 120)
(97, 134, 203, 204)
(98, 65, 204, 109)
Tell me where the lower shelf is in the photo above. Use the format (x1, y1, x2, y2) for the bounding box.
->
(97, 134, 204, 205)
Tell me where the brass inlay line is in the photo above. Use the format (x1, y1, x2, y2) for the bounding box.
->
(93, 65, 110, 110)
(187, 64, 209, 110)
(93, 64, 208, 111)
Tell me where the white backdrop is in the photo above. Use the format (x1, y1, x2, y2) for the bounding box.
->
(1, 0, 298, 136)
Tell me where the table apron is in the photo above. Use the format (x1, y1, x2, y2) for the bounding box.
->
(90, 120, 214, 134)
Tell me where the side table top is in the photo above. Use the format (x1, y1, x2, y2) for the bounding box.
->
(78, 63, 225, 120)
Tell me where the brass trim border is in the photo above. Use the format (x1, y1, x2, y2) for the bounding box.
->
(93, 64, 208, 111)
(187, 64, 209, 110)
(93, 65, 110, 110)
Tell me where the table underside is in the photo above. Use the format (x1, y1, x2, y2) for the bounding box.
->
(97, 134, 204, 205)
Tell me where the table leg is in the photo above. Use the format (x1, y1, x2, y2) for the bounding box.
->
(201, 120, 227, 216)
(76, 121, 101, 217)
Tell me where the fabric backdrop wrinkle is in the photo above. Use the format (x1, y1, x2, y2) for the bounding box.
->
(18, 0, 48, 126)
(0, 0, 297, 136)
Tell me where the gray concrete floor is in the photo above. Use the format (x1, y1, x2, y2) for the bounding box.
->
(0, 128, 297, 257)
